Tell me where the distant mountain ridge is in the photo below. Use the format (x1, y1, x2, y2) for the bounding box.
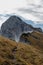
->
(1, 15, 42, 42)
(25, 20, 43, 31)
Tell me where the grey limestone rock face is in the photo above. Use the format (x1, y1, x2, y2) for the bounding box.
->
(1, 16, 42, 42)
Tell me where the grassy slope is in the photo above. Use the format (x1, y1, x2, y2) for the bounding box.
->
(20, 31, 43, 51)
(0, 35, 43, 65)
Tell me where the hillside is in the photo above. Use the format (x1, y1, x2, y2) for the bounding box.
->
(20, 31, 43, 51)
(0, 36, 43, 65)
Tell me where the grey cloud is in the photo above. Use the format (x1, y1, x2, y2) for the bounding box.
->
(18, 8, 43, 15)
(18, 8, 43, 14)
(18, 0, 43, 21)
(18, 1, 43, 21)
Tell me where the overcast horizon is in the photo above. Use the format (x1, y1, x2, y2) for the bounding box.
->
(0, 0, 43, 29)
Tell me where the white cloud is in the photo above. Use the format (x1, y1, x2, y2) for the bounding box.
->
(27, 0, 41, 5)
(18, 0, 43, 24)
(0, 0, 43, 26)
(0, 0, 27, 27)
(0, 0, 27, 13)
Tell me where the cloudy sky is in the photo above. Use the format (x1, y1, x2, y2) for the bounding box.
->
(0, 0, 43, 28)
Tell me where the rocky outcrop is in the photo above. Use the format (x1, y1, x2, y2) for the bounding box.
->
(1, 16, 42, 42)
(0, 30, 1, 35)
(33, 28, 42, 32)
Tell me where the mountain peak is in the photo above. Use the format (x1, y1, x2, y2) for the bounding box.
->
(1, 16, 42, 42)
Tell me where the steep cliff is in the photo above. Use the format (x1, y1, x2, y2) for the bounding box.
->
(1, 16, 42, 42)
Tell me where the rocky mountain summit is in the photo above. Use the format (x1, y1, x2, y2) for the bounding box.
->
(1, 16, 42, 42)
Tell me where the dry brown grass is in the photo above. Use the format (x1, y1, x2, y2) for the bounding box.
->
(0, 35, 43, 65)
(20, 31, 43, 51)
